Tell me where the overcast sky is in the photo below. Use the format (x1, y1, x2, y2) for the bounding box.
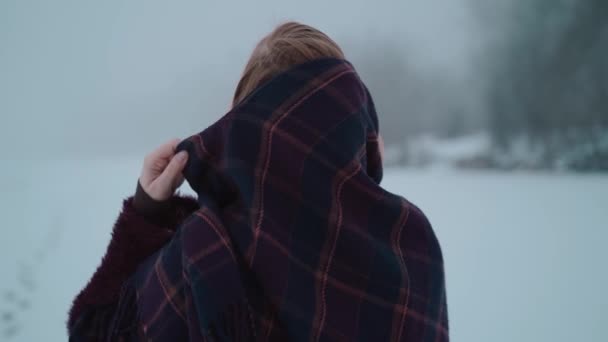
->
(1, 0, 485, 160)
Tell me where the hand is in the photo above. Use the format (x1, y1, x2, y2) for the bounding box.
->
(139, 139, 189, 201)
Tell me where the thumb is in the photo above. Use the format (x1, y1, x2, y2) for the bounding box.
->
(155, 151, 189, 192)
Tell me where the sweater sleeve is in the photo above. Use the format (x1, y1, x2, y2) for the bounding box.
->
(67, 189, 199, 337)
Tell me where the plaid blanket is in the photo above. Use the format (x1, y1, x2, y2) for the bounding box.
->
(126, 58, 448, 341)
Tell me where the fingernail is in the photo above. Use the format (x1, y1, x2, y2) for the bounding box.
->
(177, 151, 188, 161)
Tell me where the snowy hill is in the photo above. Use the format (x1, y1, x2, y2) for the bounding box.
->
(385, 130, 608, 172)
(1, 159, 607, 341)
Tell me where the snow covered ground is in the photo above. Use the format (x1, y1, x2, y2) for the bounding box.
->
(1, 159, 607, 341)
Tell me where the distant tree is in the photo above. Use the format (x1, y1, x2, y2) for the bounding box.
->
(482, 0, 608, 169)
(345, 38, 482, 145)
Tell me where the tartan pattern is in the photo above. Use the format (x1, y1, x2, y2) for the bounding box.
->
(129, 58, 448, 341)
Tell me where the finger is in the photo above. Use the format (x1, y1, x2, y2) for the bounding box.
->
(145, 138, 181, 167)
(173, 174, 185, 190)
(154, 151, 189, 192)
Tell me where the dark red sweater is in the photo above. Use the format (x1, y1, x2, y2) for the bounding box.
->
(67, 182, 199, 333)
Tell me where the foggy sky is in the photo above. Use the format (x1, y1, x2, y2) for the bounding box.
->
(0, 0, 486, 160)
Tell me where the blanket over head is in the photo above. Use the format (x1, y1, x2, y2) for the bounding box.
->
(130, 58, 448, 341)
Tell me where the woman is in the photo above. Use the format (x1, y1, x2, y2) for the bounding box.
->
(68, 22, 448, 341)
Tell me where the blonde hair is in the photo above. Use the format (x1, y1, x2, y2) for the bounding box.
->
(232, 22, 345, 106)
